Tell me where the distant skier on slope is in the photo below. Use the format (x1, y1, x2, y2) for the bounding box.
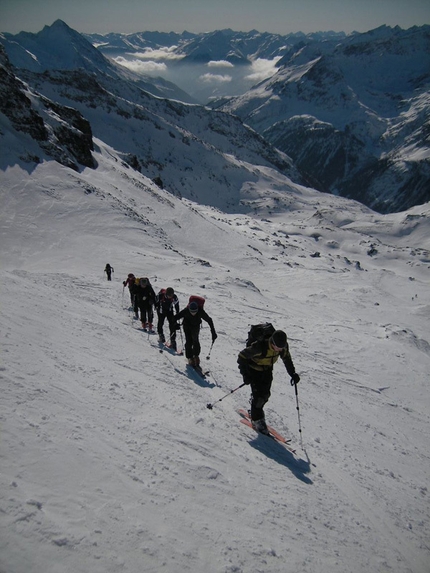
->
(237, 326, 300, 435)
(104, 263, 114, 281)
(173, 297, 217, 367)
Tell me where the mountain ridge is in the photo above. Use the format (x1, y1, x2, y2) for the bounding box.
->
(1, 21, 429, 214)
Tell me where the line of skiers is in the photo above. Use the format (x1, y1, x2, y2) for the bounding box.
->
(123, 274, 217, 368)
(123, 272, 300, 436)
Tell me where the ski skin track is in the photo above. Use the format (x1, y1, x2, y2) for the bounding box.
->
(139, 314, 421, 571)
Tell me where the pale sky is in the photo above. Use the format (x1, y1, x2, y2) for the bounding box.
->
(0, 0, 429, 35)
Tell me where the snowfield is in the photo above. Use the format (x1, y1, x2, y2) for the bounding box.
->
(1, 144, 429, 573)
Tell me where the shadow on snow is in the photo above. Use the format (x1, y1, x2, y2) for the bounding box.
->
(248, 434, 313, 484)
(185, 365, 216, 388)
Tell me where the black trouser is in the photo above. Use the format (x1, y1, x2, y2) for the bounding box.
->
(128, 288, 134, 304)
(157, 312, 176, 343)
(138, 302, 153, 325)
(183, 325, 200, 359)
(106, 272, 111, 281)
(244, 368, 273, 421)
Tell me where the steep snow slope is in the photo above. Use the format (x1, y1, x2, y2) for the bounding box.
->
(1, 141, 429, 573)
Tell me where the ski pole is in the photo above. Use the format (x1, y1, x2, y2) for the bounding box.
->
(206, 341, 214, 360)
(206, 383, 246, 409)
(291, 378, 304, 449)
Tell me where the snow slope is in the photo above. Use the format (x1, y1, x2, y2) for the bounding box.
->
(1, 142, 429, 573)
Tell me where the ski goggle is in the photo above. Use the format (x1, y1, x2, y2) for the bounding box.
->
(270, 339, 286, 352)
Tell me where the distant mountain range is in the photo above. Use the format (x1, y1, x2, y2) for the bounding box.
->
(0, 21, 303, 214)
(0, 20, 197, 103)
(213, 25, 430, 213)
(1, 21, 429, 214)
(83, 28, 348, 104)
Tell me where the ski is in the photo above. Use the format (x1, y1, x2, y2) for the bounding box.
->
(238, 409, 296, 452)
(141, 327, 156, 334)
(192, 365, 210, 378)
(158, 341, 183, 355)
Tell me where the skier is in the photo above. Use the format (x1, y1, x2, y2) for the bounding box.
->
(104, 263, 114, 281)
(135, 277, 156, 331)
(123, 273, 137, 305)
(173, 300, 217, 367)
(155, 287, 180, 350)
(237, 329, 300, 435)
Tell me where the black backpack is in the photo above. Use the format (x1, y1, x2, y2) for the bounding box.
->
(246, 322, 275, 348)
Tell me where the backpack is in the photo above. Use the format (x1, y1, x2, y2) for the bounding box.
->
(188, 295, 205, 309)
(246, 322, 275, 347)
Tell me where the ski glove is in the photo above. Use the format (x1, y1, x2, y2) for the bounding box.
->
(212, 332, 218, 343)
(238, 362, 250, 380)
(291, 373, 300, 385)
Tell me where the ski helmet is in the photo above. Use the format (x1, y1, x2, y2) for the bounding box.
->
(270, 330, 287, 350)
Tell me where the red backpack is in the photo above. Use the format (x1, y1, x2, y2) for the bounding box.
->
(188, 295, 205, 309)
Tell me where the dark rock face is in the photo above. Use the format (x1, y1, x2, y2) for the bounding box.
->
(0, 45, 95, 170)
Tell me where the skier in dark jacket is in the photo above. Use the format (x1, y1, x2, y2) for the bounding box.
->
(104, 263, 114, 281)
(123, 273, 137, 305)
(135, 277, 156, 331)
(237, 330, 300, 435)
(155, 287, 180, 349)
(174, 301, 217, 367)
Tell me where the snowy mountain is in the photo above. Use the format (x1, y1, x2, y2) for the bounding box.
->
(2, 21, 429, 214)
(1, 67, 430, 572)
(84, 28, 347, 104)
(0, 38, 304, 212)
(0, 45, 95, 172)
(0, 20, 197, 103)
(214, 25, 430, 214)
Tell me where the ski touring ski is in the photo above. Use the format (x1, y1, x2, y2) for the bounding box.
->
(141, 326, 156, 334)
(238, 409, 296, 453)
(187, 364, 210, 378)
(158, 341, 183, 356)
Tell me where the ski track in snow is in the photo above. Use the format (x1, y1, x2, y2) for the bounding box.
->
(1, 155, 430, 573)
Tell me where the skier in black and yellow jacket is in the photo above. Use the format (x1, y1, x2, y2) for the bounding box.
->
(237, 330, 300, 434)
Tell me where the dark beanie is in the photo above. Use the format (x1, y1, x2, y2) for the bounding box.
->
(271, 330, 287, 348)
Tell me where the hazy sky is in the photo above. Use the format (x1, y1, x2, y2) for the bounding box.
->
(1, 0, 429, 35)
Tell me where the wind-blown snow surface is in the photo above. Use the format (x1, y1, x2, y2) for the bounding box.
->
(1, 144, 430, 573)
